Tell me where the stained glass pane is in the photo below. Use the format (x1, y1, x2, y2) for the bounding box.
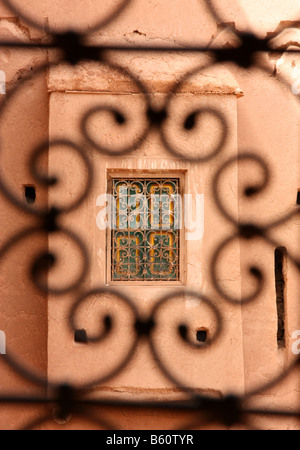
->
(111, 178, 180, 281)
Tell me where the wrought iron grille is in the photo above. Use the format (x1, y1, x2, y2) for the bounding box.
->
(0, 0, 299, 431)
(111, 178, 180, 281)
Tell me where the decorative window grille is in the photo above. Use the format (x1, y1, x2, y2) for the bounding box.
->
(111, 178, 180, 281)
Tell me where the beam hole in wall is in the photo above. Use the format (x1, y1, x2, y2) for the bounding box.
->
(74, 329, 87, 343)
(24, 185, 36, 204)
(196, 328, 208, 343)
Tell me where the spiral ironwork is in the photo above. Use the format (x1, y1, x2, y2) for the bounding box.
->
(0, 0, 299, 431)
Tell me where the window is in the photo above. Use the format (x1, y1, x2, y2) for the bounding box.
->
(110, 177, 181, 281)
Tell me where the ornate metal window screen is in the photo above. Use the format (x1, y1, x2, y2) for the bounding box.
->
(111, 178, 180, 281)
(0, 0, 300, 432)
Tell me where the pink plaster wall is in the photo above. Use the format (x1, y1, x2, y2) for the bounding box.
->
(0, 0, 299, 430)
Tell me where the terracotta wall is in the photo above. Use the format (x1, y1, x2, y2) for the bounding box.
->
(0, 0, 299, 430)
(0, 4, 49, 429)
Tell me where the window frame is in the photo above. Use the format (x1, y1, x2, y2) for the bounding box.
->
(106, 170, 186, 286)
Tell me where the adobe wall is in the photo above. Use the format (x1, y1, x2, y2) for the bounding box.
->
(0, 7, 49, 430)
(0, 0, 299, 430)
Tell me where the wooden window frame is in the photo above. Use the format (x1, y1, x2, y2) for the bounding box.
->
(106, 169, 186, 286)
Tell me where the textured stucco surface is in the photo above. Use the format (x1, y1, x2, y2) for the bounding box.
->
(0, 0, 299, 430)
